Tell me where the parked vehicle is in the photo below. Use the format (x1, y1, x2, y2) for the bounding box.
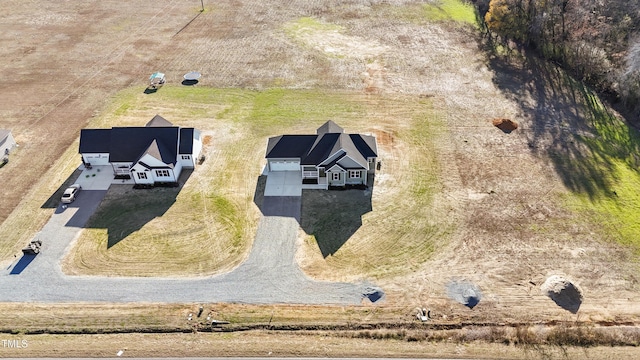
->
(61, 184, 81, 203)
(22, 239, 42, 255)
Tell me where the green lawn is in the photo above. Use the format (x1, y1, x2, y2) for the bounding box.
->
(64, 86, 451, 277)
(551, 79, 640, 252)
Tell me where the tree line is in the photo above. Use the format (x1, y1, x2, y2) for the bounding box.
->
(473, 0, 640, 122)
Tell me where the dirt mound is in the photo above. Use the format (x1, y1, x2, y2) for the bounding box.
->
(492, 118, 518, 133)
(541, 275, 583, 313)
(446, 280, 482, 309)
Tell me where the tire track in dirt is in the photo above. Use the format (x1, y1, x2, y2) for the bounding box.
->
(28, 0, 182, 128)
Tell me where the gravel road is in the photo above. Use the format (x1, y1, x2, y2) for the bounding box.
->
(0, 193, 378, 304)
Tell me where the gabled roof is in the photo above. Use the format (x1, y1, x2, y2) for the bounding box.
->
(79, 129, 111, 153)
(266, 135, 317, 158)
(108, 127, 179, 164)
(303, 133, 341, 165)
(179, 128, 195, 154)
(322, 152, 346, 171)
(146, 114, 173, 127)
(316, 120, 343, 135)
(265, 121, 377, 169)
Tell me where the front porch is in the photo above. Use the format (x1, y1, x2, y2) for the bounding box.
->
(301, 169, 328, 190)
(302, 175, 328, 190)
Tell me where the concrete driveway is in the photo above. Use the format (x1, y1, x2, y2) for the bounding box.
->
(264, 171, 302, 196)
(74, 165, 134, 190)
(261, 196, 301, 221)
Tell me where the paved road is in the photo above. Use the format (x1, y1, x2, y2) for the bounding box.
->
(0, 191, 379, 304)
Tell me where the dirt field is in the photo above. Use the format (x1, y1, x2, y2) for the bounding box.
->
(1, 0, 640, 357)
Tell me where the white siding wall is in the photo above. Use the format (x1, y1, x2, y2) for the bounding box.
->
(1, 133, 17, 156)
(345, 169, 365, 185)
(130, 166, 154, 184)
(179, 154, 195, 168)
(327, 170, 345, 186)
(192, 131, 203, 159)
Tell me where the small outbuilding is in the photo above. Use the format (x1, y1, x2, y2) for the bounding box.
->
(0, 129, 17, 158)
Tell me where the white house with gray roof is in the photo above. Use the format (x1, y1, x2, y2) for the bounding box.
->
(265, 121, 377, 189)
(79, 115, 202, 185)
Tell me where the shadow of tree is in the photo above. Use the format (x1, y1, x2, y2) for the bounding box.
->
(488, 52, 640, 199)
(84, 171, 191, 248)
(253, 174, 373, 258)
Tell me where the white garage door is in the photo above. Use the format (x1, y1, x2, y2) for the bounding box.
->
(83, 153, 110, 166)
(269, 160, 300, 171)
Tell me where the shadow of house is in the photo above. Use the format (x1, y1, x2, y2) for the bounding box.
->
(80, 170, 191, 248)
(300, 181, 373, 258)
(253, 175, 373, 258)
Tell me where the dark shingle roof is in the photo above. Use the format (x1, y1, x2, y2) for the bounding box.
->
(266, 135, 317, 158)
(179, 128, 195, 154)
(302, 133, 341, 165)
(350, 134, 377, 158)
(79, 129, 111, 153)
(265, 121, 378, 168)
(109, 127, 178, 164)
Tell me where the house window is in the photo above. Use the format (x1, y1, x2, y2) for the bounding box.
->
(137, 172, 147, 180)
(348, 170, 361, 178)
(181, 155, 190, 160)
(332, 172, 341, 181)
(156, 169, 170, 177)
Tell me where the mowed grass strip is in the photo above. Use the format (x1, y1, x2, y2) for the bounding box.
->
(388, 0, 478, 27)
(64, 87, 449, 277)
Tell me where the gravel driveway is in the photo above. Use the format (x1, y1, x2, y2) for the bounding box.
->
(0, 193, 379, 304)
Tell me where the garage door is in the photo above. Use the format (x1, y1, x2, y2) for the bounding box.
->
(269, 160, 300, 171)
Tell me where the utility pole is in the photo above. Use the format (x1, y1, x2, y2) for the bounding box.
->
(201, 0, 204, 11)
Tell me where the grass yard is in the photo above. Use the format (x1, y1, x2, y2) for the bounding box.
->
(554, 81, 640, 252)
(298, 103, 454, 281)
(2, 0, 640, 357)
(62, 86, 450, 277)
